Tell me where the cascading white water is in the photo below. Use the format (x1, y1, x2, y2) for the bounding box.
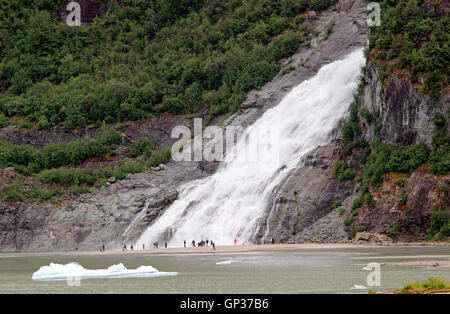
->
(136, 49, 365, 247)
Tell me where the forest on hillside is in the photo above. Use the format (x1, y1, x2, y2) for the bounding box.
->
(0, 0, 335, 129)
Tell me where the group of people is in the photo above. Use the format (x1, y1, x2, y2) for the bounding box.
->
(152, 242, 168, 248)
(99, 237, 276, 253)
(121, 244, 134, 251)
(185, 239, 216, 249)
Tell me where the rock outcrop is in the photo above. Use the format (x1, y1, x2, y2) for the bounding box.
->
(353, 166, 450, 242)
(360, 63, 450, 146)
(0, 161, 207, 252)
(352, 232, 392, 243)
(258, 140, 355, 243)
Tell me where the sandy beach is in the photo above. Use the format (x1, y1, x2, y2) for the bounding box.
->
(78, 242, 450, 257)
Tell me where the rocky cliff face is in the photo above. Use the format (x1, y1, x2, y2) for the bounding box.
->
(354, 166, 450, 241)
(360, 63, 450, 146)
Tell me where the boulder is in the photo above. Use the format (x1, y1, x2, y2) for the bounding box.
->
(353, 232, 393, 243)
(308, 10, 317, 19)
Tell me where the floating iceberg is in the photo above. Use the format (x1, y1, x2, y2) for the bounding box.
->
(350, 284, 368, 290)
(32, 262, 177, 281)
(216, 260, 235, 265)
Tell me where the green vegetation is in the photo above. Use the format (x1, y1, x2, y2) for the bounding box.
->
(351, 198, 362, 211)
(0, 129, 121, 175)
(397, 277, 450, 294)
(281, 65, 296, 75)
(128, 137, 155, 158)
(369, 0, 449, 99)
(398, 190, 407, 205)
(332, 199, 342, 209)
(389, 223, 399, 239)
(427, 208, 450, 241)
(37, 161, 147, 186)
(0, 0, 335, 129)
(343, 217, 354, 227)
(394, 178, 406, 187)
(436, 183, 449, 193)
(365, 142, 428, 185)
(0, 183, 64, 202)
(333, 161, 356, 182)
(322, 23, 333, 41)
(339, 207, 345, 216)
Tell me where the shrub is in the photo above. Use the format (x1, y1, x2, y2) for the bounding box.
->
(400, 277, 450, 293)
(429, 144, 450, 175)
(398, 190, 407, 205)
(364, 193, 375, 207)
(129, 137, 155, 157)
(428, 209, 450, 239)
(422, 277, 447, 290)
(333, 162, 356, 182)
(351, 198, 362, 211)
(0, 114, 9, 128)
(0, 130, 121, 174)
(344, 217, 354, 227)
(147, 148, 171, 167)
(365, 143, 428, 185)
(390, 223, 399, 238)
(394, 178, 406, 187)
(0, 183, 25, 202)
(332, 200, 342, 209)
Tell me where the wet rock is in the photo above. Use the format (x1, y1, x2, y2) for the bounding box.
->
(258, 140, 355, 243)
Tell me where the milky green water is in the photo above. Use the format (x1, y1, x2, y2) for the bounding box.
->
(0, 247, 449, 293)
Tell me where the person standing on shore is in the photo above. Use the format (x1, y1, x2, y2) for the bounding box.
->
(184, 240, 186, 247)
(234, 238, 237, 245)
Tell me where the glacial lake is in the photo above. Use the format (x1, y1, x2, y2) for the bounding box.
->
(0, 247, 449, 293)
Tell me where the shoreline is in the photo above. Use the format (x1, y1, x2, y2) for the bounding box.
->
(1, 242, 449, 257)
(76, 242, 450, 257)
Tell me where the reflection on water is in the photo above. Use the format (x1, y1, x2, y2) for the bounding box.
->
(0, 247, 449, 293)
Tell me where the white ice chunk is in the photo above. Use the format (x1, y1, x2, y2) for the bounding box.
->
(351, 284, 368, 290)
(32, 262, 177, 281)
(216, 260, 234, 265)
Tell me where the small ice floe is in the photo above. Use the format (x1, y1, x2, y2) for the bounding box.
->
(351, 284, 368, 290)
(216, 260, 234, 265)
(32, 262, 177, 281)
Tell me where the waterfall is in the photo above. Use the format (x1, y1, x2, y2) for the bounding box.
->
(136, 48, 365, 247)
